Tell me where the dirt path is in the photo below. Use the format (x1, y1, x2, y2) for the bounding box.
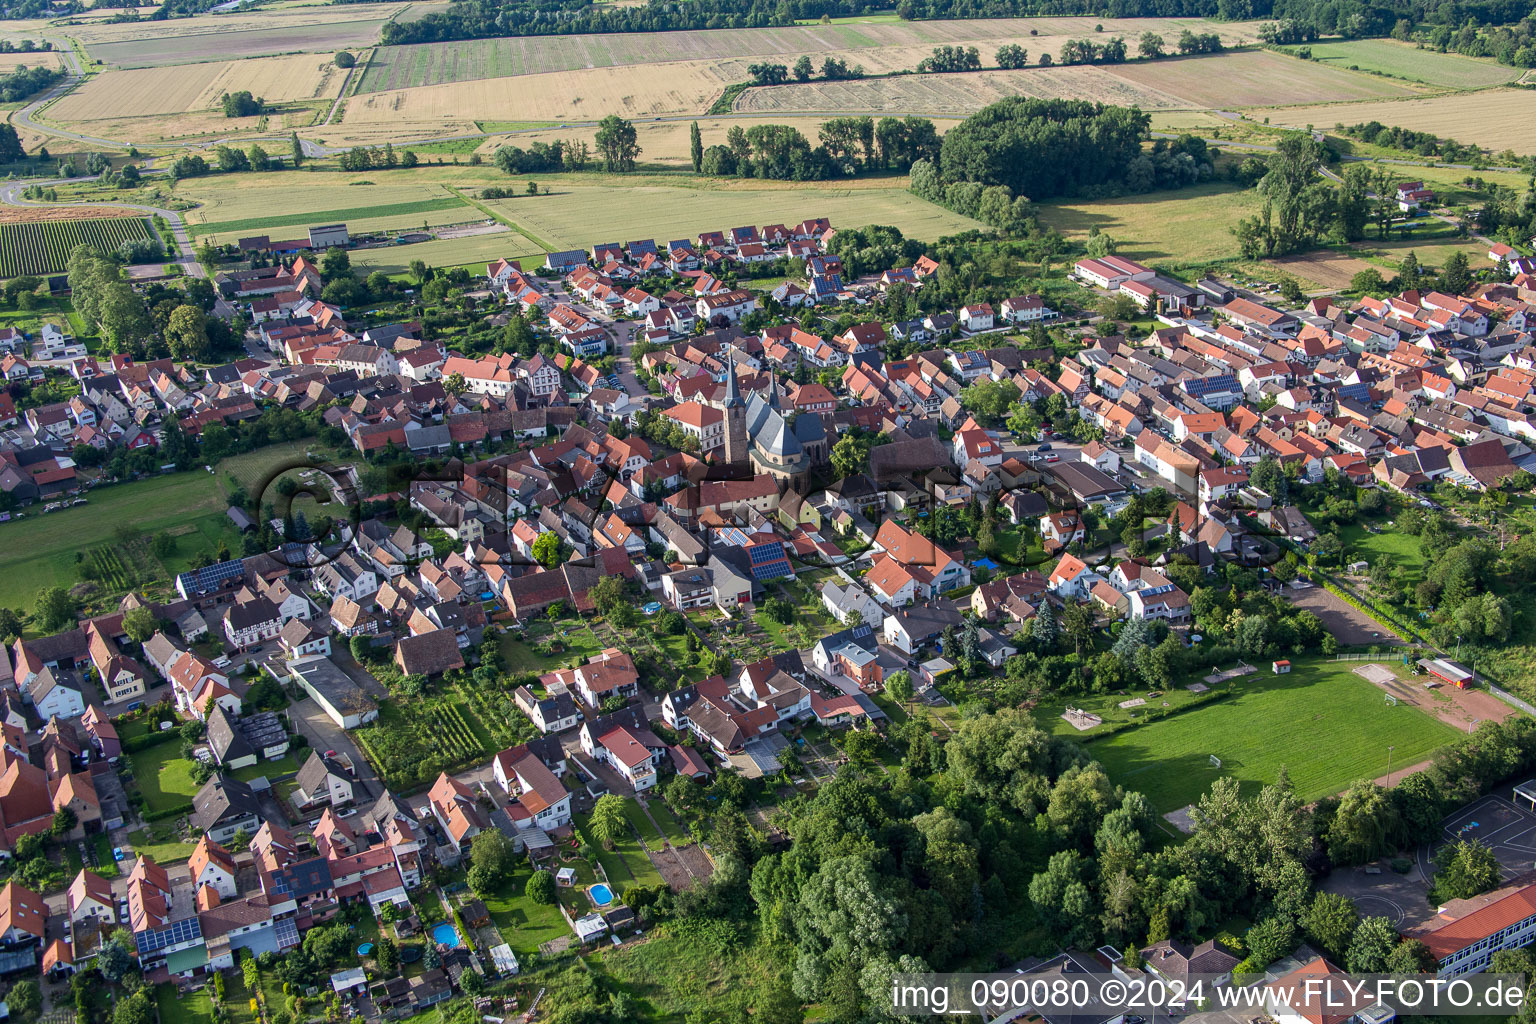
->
(1372, 759, 1434, 789)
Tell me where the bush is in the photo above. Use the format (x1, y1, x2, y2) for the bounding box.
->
(334, 51, 356, 68)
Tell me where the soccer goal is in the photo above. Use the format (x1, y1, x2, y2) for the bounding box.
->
(1385, 694, 1398, 707)
(1209, 755, 1222, 769)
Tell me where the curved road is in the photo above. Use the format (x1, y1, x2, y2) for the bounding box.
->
(0, 175, 206, 281)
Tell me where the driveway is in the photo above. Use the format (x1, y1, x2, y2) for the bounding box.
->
(287, 696, 380, 805)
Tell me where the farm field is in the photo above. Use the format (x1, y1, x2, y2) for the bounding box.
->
(82, 17, 392, 68)
(0, 216, 153, 277)
(47, 54, 346, 121)
(1035, 181, 1265, 266)
(193, 195, 471, 241)
(345, 60, 735, 125)
(0, 205, 144, 224)
(488, 180, 984, 253)
(1082, 658, 1461, 814)
(0, 50, 61, 73)
(1267, 249, 1381, 290)
(348, 229, 547, 275)
(1104, 48, 1424, 107)
(735, 64, 1191, 116)
(1300, 38, 1520, 89)
(356, 17, 1265, 92)
(181, 178, 465, 233)
(1265, 89, 1536, 153)
(736, 49, 1420, 117)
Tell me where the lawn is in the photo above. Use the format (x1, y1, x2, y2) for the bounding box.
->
(129, 743, 201, 815)
(622, 799, 667, 852)
(575, 809, 665, 891)
(645, 800, 691, 845)
(483, 863, 574, 955)
(1036, 180, 1266, 269)
(231, 752, 302, 783)
(1338, 520, 1426, 581)
(1084, 657, 1462, 814)
(156, 983, 213, 1024)
(0, 439, 353, 616)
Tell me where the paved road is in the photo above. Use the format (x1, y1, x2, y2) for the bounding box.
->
(0, 174, 206, 281)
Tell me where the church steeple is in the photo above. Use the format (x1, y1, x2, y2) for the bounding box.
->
(722, 353, 749, 469)
(724, 354, 745, 408)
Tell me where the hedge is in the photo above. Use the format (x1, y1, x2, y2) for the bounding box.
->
(143, 802, 193, 823)
(123, 730, 181, 754)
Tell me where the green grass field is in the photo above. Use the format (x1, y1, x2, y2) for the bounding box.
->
(491, 179, 983, 256)
(1036, 180, 1266, 268)
(1302, 39, 1519, 89)
(0, 470, 226, 612)
(349, 229, 547, 275)
(131, 743, 201, 814)
(1083, 658, 1460, 813)
(193, 195, 469, 236)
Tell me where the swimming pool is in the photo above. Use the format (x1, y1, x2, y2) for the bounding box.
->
(589, 883, 614, 907)
(431, 922, 461, 948)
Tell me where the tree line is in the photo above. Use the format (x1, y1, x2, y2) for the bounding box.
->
(690, 116, 940, 180)
(0, 63, 63, 103)
(747, 54, 865, 84)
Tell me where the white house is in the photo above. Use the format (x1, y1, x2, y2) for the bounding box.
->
(1047, 553, 1093, 599)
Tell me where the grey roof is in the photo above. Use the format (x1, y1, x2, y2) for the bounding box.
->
(206, 706, 254, 766)
(190, 774, 261, 832)
(295, 750, 347, 797)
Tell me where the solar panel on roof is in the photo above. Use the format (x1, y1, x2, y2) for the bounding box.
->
(176, 558, 245, 594)
(274, 917, 300, 949)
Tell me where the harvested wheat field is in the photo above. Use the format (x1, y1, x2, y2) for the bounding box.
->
(1265, 89, 1536, 153)
(49, 55, 344, 121)
(357, 17, 1264, 91)
(0, 205, 143, 224)
(0, 50, 61, 74)
(82, 15, 393, 68)
(735, 64, 1192, 116)
(1105, 49, 1423, 107)
(346, 61, 735, 123)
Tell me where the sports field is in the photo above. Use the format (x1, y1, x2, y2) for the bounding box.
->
(356, 16, 1264, 92)
(1300, 38, 1520, 89)
(1036, 181, 1265, 265)
(488, 179, 984, 253)
(1082, 658, 1460, 813)
(47, 54, 345, 121)
(1265, 88, 1536, 153)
